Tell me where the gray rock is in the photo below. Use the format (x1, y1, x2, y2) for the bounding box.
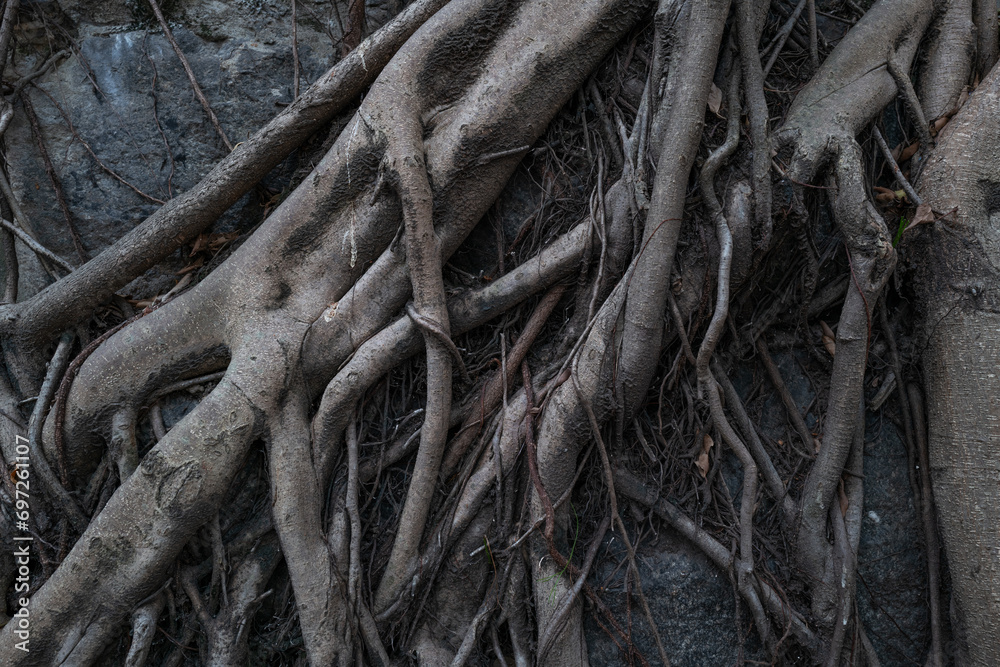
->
(587, 530, 763, 667)
(6, 0, 342, 300)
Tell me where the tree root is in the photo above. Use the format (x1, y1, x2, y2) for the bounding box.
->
(3, 1, 983, 664)
(911, 61, 1000, 665)
(0, 0, 451, 356)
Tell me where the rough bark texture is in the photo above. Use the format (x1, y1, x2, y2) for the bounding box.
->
(913, 60, 1000, 666)
(1, 0, 998, 665)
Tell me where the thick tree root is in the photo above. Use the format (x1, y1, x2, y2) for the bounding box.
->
(4, 1, 989, 664)
(912, 61, 1000, 666)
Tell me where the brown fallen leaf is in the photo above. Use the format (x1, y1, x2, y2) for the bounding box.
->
(873, 186, 897, 204)
(190, 231, 240, 257)
(899, 141, 919, 163)
(708, 82, 723, 117)
(820, 320, 836, 357)
(695, 433, 714, 478)
(839, 479, 849, 516)
(902, 202, 937, 233)
(177, 256, 205, 275)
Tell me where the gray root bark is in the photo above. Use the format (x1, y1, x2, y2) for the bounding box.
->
(3, 1, 996, 664)
(530, 1, 729, 664)
(913, 59, 1000, 667)
(775, 0, 932, 630)
(3, 0, 649, 663)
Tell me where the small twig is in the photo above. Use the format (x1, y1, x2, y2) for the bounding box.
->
(807, 0, 819, 68)
(30, 84, 166, 205)
(570, 369, 672, 667)
(907, 384, 944, 667)
(146, 0, 233, 151)
(522, 361, 554, 542)
(755, 337, 815, 458)
(872, 126, 921, 205)
(587, 80, 624, 173)
(886, 51, 933, 149)
(27, 333, 89, 532)
(845, 0, 866, 16)
(21, 92, 88, 262)
(450, 543, 517, 667)
(142, 34, 176, 199)
(10, 49, 69, 98)
(536, 515, 610, 665)
(292, 0, 301, 99)
(442, 284, 566, 475)
(405, 302, 470, 383)
(586, 154, 607, 324)
(474, 144, 531, 166)
(764, 0, 809, 78)
(714, 367, 796, 522)
(0, 218, 74, 273)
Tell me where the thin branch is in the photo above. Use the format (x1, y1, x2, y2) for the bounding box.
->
(292, 0, 301, 99)
(29, 84, 166, 205)
(0, 0, 20, 75)
(755, 337, 814, 457)
(10, 49, 69, 98)
(886, 50, 933, 148)
(571, 368, 672, 667)
(0, 218, 74, 273)
(27, 333, 89, 532)
(807, 0, 819, 68)
(764, 0, 809, 78)
(872, 126, 921, 205)
(146, 0, 233, 151)
(536, 515, 610, 665)
(20, 92, 88, 262)
(908, 384, 945, 667)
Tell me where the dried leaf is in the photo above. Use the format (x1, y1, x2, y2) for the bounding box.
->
(177, 256, 205, 275)
(695, 433, 714, 478)
(838, 479, 849, 516)
(207, 231, 239, 250)
(164, 273, 193, 299)
(902, 203, 936, 233)
(931, 115, 948, 136)
(189, 233, 209, 256)
(708, 82, 723, 117)
(820, 320, 836, 357)
(190, 232, 239, 257)
(873, 186, 897, 204)
(822, 335, 836, 357)
(899, 141, 919, 163)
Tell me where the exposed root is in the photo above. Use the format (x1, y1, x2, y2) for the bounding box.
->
(3, 1, 985, 664)
(124, 591, 166, 667)
(0, 0, 450, 352)
(917, 0, 974, 122)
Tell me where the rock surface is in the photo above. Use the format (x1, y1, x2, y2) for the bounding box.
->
(6, 0, 344, 299)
